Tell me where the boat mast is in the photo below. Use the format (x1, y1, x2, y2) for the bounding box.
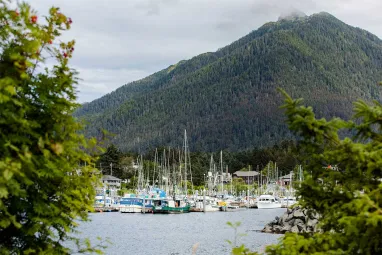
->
(184, 129, 187, 196)
(220, 150, 223, 195)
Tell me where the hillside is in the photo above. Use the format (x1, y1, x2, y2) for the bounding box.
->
(75, 12, 382, 152)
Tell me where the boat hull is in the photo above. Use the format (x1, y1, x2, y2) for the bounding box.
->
(152, 206, 190, 214)
(257, 202, 282, 209)
(120, 205, 142, 213)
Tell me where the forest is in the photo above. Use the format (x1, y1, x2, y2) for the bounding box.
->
(75, 12, 382, 152)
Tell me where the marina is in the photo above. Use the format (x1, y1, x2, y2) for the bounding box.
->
(73, 208, 285, 254)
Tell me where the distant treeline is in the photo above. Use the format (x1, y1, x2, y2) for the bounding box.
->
(96, 140, 299, 186)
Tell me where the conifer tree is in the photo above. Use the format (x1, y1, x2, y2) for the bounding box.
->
(263, 89, 382, 254)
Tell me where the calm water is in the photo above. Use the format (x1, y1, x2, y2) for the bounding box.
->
(74, 208, 285, 255)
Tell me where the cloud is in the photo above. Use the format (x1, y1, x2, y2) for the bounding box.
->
(74, 67, 150, 103)
(26, 0, 382, 103)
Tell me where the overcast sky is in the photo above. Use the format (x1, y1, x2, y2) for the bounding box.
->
(27, 0, 382, 103)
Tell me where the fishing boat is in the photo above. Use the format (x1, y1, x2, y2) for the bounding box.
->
(119, 196, 144, 213)
(152, 199, 190, 214)
(257, 194, 282, 209)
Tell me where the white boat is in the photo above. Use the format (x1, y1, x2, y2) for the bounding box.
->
(257, 194, 282, 209)
(93, 195, 119, 211)
(190, 196, 221, 212)
(281, 196, 297, 208)
(119, 197, 144, 213)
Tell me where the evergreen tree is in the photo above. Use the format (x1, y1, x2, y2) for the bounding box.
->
(0, 1, 100, 254)
(262, 89, 382, 254)
(97, 144, 122, 177)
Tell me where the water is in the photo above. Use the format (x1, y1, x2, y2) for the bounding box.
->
(74, 208, 285, 255)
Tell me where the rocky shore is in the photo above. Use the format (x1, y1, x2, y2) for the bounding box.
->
(262, 206, 320, 234)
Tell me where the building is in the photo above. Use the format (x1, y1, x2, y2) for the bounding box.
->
(279, 173, 294, 186)
(101, 175, 122, 189)
(233, 171, 259, 184)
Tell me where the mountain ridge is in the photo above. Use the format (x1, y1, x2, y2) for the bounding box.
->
(75, 12, 382, 152)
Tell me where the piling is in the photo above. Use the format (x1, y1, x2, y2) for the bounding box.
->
(203, 189, 206, 213)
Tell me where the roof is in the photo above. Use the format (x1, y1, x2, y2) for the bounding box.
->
(280, 173, 294, 179)
(102, 175, 121, 181)
(233, 171, 259, 177)
(258, 194, 276, 198)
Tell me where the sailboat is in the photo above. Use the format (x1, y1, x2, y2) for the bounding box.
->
(152, 130, 192, 213)
(257, 162, 282, 209)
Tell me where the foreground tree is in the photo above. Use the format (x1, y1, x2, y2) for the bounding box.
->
(0, 1, 100, 254)
(260, 89, 382, 254)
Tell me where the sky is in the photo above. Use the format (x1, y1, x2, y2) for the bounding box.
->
(27, 0, 382, 103)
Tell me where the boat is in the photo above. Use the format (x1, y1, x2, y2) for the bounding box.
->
(93, 195, 118, 212)
(119, 196, 144, 213)
(190, 196, 221, 212)
(257, 194, 282, 209)
(281, 196, 297, 208)
(152, 199, 190, 214)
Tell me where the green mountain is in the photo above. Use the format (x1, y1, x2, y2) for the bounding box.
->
(75, 12, 382, 152)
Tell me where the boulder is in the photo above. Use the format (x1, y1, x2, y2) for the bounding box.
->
(296, 223, 306, 232)
(281, 224, 292, 233)
(262, 206, 321, 234)
(290, 225, 299, 233)
(281, 213, 289, 224)
(294, 219, 304, 226)
(307, 218, 318, 227)
(273, 225, 282, 234)
(293, 210, 305, 220)
(262, 224, 273, 233)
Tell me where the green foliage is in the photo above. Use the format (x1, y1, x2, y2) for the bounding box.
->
(75, 12, 382, 152)
(0, 1, 100, 254)
(261, 90, 382, 254)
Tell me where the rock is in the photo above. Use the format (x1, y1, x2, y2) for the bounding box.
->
(281, 213, 289, 224)
(273, 225, 282, 234)
(290, 225, 299, 233)
(287, 218, 295, 225)
(307, 218, 318, 227)
(262, 206, 321, 234)
(294, 219, 304, 226)
(297, 223, 306, 232)
(281, 224, 292, 233)
(262, 224, 273, 233)
(271, 219, 278, 225)
(285, 214, 294, 222)
(293, 210, 305, 220)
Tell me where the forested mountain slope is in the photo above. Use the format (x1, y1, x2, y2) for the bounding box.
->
(75, 12, 382, 152)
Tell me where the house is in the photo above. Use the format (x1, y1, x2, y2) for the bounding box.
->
(279, 173, 294, 186)
(233, 171, 259, 184)
(101, 175, 122, 189)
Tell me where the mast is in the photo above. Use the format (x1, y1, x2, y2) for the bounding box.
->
(220, 150, 223, 194)
(184, 130, 187, 196)
(153, 148, 157, 187)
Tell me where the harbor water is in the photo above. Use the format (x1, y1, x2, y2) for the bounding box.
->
(73, 208, 285, 255)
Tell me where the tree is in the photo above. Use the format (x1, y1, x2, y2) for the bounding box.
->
(263, 89, 382, 254)
(97, 144, 122, 177)
(0, 1, 100, 254)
